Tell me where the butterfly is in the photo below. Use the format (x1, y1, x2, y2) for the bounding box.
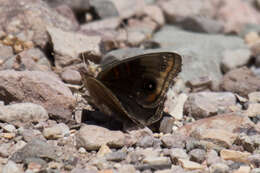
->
(81, 51, 182, 126)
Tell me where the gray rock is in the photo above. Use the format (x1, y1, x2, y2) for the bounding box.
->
(158, 116, 175, 134)
(137, 136, 155, 148)
(185, 138, 206, 152)
(184, 92, 237, 119)
(169, 148, 189, 164)
(0, 44, 14, 66)
(153, 26, 248, 88)
(76, 125, 125, 150)
(3, 124, 16, 133)
(189, 149, 206, 164)
(109, 0, 145, 19)
(0, 143, 12, 158)
(248, 92, 260, 103)
(209, 163, 229, 173)
(0, 103, 48, 127)
(206, 150, 222, 166)
(161, 133, 186, 149)
(215, 0, 260, 33)
(89, 0, 119, 19)
(0, 70, 76, 120)
(221, 49, 251, 73)
(220, 67, 260, 97)
(127, 152, 141, 164)
(142, 156, 172, 170)
(117, 164, 136, 173)
(2, 160, 23, 173)
(47, 26, 101, 67)
(24, 157, 47, 168)
(143, 5, 165, 27)
(105, 151, 127, 162)
(71, 168, 98, 173)
(10, 139, 58, 163)
(180, 16, 224, 34)
(43, 123, 70, 139)
(61, 69, 82, 85)
(177, 113, 255, 138)
(1, 48, 51, 71)
(43, 0, 90, 12)
(81, 17, 120, 31)
(159, 0, 215, 24)
(18, 128, 45, 142)
(128, 127, 153, 145)
(0, 0, 77, 48)
(251, 168, 260, 173)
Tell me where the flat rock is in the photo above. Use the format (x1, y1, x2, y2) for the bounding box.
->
(153, 26, 248, 88)
(169, 148, 189, 164)
(76, 125, 125, 150)
(233, 166, 251, 173)
(96, 144, 112, 158)
(209, 163, 229, 173)
(143, 156, 171, 166)
(109, 0, 145, 19)
(105, 151, 127, 162)
(220, 67, 260, 97)
(0, 0, 77, 48)
(248, 92, 260, 103)
(220, 149, 251, 163)
(2, 160, 23, 173)
(7, 48, 52, 71)
(61, 69, 82, 85)
(10, 139, 58, 163)
(189, 149, 206, 164)
(43, 0, 90, 12)
(161, 133, 187, 149)
(221, 49, 251, 73)
(184, 92, 237, 119)
(178, 159, 205, 170)
(206, 150, 222, 166)
(216, 0, 260, 33)
(177, 113, 255, 137)
(245, 103, 260, 117)
(43, 123, 70, 139)
(0, 44, 14, 65)
(143, 5, 165, 26)
(0, 70, 76, 120)
(180, 16, 224, 34)
(194, 129, 238, 148)
(47, 26, 102, 67)
(117, 164, 136, 173)
(89, 0, 118, 19)
(158, 0, 215, 24)
(0, 103, 48, 127)
(19, 128, 45, 142)
(165, 93, 188, 120)
(81, 17, 120, 31)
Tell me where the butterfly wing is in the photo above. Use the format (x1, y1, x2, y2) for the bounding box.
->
(82, 52, 182, 126)
(94, 52, 182, 125)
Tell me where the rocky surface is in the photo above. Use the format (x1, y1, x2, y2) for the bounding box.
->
(0, 0, 260, 172)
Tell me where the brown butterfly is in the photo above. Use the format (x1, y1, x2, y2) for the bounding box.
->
(81, 52, 182, 126)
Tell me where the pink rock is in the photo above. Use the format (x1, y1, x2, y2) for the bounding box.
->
(0, 70, 76, 119)
(217, 0, 260, 33)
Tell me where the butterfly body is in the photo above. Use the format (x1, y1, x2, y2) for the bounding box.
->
(83, 52, 182, 126)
